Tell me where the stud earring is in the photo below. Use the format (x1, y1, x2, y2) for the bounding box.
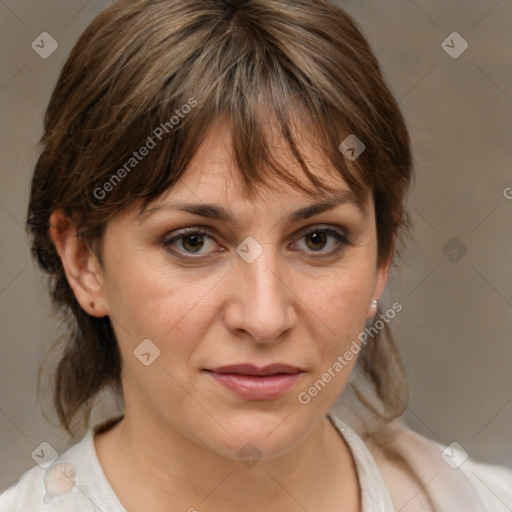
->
(372, 299, 378, 309)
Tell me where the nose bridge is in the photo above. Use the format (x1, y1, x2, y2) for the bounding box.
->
(231, 241, 295, 342)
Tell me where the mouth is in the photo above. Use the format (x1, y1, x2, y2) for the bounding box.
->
(206, 363, 304, 376)
(203, 363, 305, 400)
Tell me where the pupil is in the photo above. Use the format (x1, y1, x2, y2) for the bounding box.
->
(185, 234, 203, 252)
(308, 231, 326, 250)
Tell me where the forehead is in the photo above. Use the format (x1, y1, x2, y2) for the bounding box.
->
(139, 116, 370, 219)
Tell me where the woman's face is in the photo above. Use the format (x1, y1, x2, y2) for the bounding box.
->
(86, 119, 390, 461)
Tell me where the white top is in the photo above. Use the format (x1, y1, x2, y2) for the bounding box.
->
(1, 412, 511, 511)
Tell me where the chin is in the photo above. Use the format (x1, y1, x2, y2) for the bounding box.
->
(204, 407, 314, 460)
(209, 431, 302, 464)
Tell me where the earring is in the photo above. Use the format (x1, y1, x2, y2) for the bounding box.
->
(372, 299, 378, 309)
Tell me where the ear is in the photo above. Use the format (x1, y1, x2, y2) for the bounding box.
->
(48, 209, 109, 317)
(366, 241, 394, 320)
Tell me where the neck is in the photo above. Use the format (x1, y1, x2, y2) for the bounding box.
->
(95, 405, 360, 512)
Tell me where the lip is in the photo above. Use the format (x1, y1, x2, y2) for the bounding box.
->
(204, 363, 304, 400)
(208, 363, 303, 376)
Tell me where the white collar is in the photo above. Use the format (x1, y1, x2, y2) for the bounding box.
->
(327, 411, 396, 511)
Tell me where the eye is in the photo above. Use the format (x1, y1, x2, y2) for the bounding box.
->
(164, 227, 219, 257)
(292, 225, 351, 256)
(163, 225, 352, 260)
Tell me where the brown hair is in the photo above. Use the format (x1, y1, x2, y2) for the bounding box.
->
(27, 0, 413, 437)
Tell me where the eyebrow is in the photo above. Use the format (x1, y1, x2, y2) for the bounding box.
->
(139, 189, 367, 223)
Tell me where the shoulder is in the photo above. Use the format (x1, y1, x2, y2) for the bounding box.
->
(361, 418, 512, 511)
(0, 463, 47, 511)
(0, 416, 126, 512)
(457, 451, 512, 510)
(0, 431, 101, 512)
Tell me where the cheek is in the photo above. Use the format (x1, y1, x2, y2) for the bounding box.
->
(103, 253, 220, 362)
(310, 261, 375, 335)
(300, 257, 376, 390)
(294, 270, 374, 406)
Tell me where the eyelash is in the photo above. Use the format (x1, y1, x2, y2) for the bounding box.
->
(163, 225, 352, 260)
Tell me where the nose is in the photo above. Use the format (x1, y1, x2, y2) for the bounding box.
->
(223, 247, 297, 344)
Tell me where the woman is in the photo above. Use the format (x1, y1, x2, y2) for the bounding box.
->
(1, 0, 510, 510)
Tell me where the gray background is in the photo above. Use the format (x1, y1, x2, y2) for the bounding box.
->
(1, 0, 511, 492)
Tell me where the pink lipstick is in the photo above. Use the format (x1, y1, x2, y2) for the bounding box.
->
(204, 363, 304, 400)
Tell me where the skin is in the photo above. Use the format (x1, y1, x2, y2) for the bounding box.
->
(49, 118, 392, 512)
